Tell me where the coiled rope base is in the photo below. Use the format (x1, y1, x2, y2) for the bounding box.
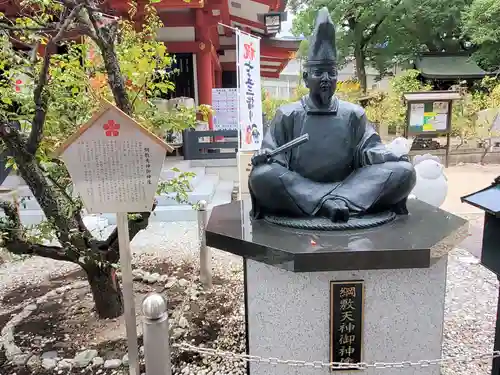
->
(263, 211, 397, 230)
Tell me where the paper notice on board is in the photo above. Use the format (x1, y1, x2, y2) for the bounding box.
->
(433, 102, 449, 114)
(433, 114, 448, 131)
(410, 103, 424, 126)
(212, 88, 238, 130)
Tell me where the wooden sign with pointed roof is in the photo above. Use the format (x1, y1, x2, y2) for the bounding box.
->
(55, 100, 172, 214)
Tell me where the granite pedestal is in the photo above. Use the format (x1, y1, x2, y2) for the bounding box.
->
(206, 199, 469, 375)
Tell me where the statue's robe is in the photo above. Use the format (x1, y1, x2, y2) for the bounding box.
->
(249, 95, 417, 219)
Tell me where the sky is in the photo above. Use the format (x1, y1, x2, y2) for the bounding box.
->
(276, 12, 294, 37)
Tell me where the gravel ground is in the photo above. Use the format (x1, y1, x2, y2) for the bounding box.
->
(1, 218, 500, 375)
(0, 222, 242, 303)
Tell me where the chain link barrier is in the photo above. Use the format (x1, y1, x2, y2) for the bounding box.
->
(172, 343, 500, 370)
(166, 209, 500, 371)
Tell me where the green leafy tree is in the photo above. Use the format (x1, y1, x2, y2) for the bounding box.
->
(452, 88, 486, 149)
(291, 0, 473, 93)
(379, 0, 473, 58)
(463, 0, 500, 71)
(290, 0, 406, 93)
(365, 70, 432, 135)
(454, 78, 500, 162)
(0, 0, 195, 319)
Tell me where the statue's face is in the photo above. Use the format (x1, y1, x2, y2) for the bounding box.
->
(303, 64, 337, 106)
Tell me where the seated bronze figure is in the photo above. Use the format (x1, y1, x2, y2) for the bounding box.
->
(249, 7, 416, 223)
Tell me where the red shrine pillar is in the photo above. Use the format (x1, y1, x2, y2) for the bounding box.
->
(215, 70, 222, 88)
(197, 44, 214, 129)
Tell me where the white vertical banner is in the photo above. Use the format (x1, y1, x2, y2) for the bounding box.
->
(237, 31, 263, 151)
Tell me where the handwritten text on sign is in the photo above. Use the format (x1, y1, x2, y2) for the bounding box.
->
(237, 32, 263, 151)
(61, 107, 165, 214)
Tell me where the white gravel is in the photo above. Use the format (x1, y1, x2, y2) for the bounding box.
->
(1, 218, 500, 375)
(442, 246, 497, 375)
(441, 213, 497, 375)
(0, 221, 241, 302)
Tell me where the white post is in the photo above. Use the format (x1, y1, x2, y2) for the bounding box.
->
(142, 293, 172, 375)
(197, 200, 212, 288)
(192, 53, 199, 107)
(116, 212, 140, 375)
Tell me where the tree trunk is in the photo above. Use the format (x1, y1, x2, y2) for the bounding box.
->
(354, 45, 367, 94)
(480, 139, 491, 165)
(481, 146, 489, 165)
(85, 265, 124, 319)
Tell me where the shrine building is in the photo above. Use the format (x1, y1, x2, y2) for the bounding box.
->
(124, 0, 300, 116)
(0, 0, 299, 118)
(107, 0, 300, 130)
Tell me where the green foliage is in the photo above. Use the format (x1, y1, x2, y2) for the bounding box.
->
(261, 84, 309, 121)
(296, 39, 309, 61)
(97, 4, 174, 99)
(0, 2, 198, 260)
(452, 78, 500, 161)
(365, 70, 432, 135)
(262, 70, 430, 136)
(0, 2, 207, 156)
(389, 70, 432, 96)
(336, 80, 363, 102)
(463, 0, 500, 44)
(262, 90, 287, 121)
(142, 103, 197, 134)
(290, 0, 409, 91)
(156, 168, 196, 204)
(290, 0, 473, 90)
(463, 0, 500, 70)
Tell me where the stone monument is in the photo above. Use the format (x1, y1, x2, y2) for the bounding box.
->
(206, 7, 469, 375)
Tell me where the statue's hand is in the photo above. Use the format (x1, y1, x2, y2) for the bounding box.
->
(251, 148, 272, 166)
(319, 199, 350, 222)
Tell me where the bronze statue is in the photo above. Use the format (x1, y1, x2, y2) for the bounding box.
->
(249, 7, 416, 223)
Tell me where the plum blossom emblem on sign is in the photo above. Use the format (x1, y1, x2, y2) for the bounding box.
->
(103, 119, 120, 137)
(15, 79, 23, 92)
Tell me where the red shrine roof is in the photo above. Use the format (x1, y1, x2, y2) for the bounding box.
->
(109, 0, 300, 78)
(0, 0, 300, 78)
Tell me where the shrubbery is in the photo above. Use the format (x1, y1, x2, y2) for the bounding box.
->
(262, 71, 500, 151)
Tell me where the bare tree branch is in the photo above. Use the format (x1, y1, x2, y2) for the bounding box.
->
(84, 2, 132, 115)
(0, 122, 81, 246)
(23, 13, 53, 28)
(5, 239, 75, 261)
(26, 3, 85, 155)
(0, 200, 21, 230)
(100, 202, 157, 262)
(38, 164, 90, 236)
(0, 23, 57, 32)
(0, 200, 74, 262)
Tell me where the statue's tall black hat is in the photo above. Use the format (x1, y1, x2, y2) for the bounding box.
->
(304, 7, 337, 67)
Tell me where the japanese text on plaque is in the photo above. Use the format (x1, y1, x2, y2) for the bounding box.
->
(77, 137, 152, 206)
(330, 281, 363, 370)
